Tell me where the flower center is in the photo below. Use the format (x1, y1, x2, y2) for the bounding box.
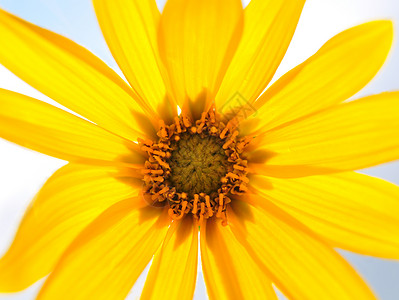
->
(139, 109, 251, 225)
(168, 133, 228, 197)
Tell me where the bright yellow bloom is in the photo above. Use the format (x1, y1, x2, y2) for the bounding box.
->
(0, 0, 398, 299)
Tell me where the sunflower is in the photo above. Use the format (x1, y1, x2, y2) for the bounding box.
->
(0, 0, 398, 299)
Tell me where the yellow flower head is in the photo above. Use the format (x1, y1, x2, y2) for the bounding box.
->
(0, 0, 398, 299)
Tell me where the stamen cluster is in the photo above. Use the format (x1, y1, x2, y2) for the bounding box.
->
(140, 109, 250, 225)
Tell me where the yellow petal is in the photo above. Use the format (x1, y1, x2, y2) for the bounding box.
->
(250, 173, 399, 259)
(141, 217, 198, 300)
(250, 92, 399, 177)
(228, 200, 376, 300)
(92, 0, 176, 122)
(200, 218, 277, 300)
(0, 164, 143, 292)
(158, 0, 243, 115)
(239, 21, 393, 135)
(0, 9, 156, 141)
(216, 0, 305, 113)
(37, 202, 170, 300)
(0, 89, 144, 165)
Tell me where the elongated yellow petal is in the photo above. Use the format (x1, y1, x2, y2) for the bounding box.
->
(216, 0, 305, 113)
(250, 173, 399, 258)
(201, 218, 277, 300)
(37, 202, 170, 300)
(239, 21, 393, 135)
(158, 0, 243, 115)
(0, 164, 143, 292)
(92, 0, 175, 122)
(0, 9, 156, 141)
(0, 89, 144, 165)
(141, 217, 198, 300)
(250, 92, 399, 177)
(228, 200, 376, 300)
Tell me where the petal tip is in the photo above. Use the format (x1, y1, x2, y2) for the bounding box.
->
(369, 19, 394, 37)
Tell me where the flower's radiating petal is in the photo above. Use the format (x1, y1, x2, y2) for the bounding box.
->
(158, 0, 243, 115)
(250, 92, 399, 177)
(0, 9, 156, 141)
(0, 89, 144, 165)
(250, 173, 399, 259)
(201, 218, 277, 300)
(239, 21, 393, 135)
(37, 201, 170, 300)
(0, 164, 143, 292)
(141, 217, 198, 300)
(92, 0, 176, 122)
(228, 200, 376, 300)
(216, 0, 305, 113)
